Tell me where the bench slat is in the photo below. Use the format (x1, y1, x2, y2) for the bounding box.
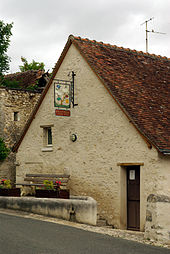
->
(25, 174, 70, 178)
(24, 177, 69, 183)
(16, 183, 45, 186)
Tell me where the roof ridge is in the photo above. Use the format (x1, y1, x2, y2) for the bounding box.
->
(71, 35, 170, 62)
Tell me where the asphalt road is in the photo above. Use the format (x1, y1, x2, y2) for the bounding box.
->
(0, 213, 169, 254)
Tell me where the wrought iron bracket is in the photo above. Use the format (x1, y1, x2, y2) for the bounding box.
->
(71, 71, 78, 108)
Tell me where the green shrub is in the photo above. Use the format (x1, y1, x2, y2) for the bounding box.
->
(0, 179, 12, 189)
(0, 138, 10, 161)
(0, 76, 21, 89)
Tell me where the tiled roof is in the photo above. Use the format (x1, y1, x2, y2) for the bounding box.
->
(13, 35, 170, 154)
(4, 70, 44, 89)
(70, 36, 170, 152)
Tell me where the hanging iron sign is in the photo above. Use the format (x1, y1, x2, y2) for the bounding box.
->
(54, 80, 71, 108)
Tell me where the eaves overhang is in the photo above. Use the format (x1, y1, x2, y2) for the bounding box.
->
(159, 149, 170, 155)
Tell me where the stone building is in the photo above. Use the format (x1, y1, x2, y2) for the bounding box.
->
(0, 70, 49, 181)
(0, 87, 41, 182)
(13, 36, 170, 243)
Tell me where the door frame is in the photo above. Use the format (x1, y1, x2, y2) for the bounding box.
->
(119, 163, 142, 231)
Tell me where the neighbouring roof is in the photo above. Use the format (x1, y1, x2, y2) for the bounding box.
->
(4, 70, 48, 89)
(13, 35, 170, 154)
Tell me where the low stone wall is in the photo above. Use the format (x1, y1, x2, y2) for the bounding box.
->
(145, 194, 170, 245)
(0, 196, 97, 226)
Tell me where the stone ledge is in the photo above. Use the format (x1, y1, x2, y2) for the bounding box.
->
(0, 196, 97, 226)
(41, 147, 53, 152)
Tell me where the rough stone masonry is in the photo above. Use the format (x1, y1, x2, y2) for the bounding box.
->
(0, 87, 41, 182)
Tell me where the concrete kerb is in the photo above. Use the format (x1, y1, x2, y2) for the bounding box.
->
(0, 196, 97, 226)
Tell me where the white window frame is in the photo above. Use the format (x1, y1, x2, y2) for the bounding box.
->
(40, 124, 54, 152)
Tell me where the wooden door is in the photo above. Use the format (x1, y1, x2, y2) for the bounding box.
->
(127, 166, 140, 231)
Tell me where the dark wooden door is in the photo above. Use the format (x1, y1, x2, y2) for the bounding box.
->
(127, 166, 140, 231)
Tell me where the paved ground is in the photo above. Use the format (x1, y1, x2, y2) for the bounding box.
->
(0, 209, 169, 254)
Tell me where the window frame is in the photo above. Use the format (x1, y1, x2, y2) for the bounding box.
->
(40, 124, 54, 152)
(47, 127, 52, 146)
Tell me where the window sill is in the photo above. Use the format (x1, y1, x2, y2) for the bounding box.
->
(41, 147, 53, 152)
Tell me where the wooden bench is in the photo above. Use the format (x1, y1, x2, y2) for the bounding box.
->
(16, 174, 70, 198)
(16, 173, 70, 190)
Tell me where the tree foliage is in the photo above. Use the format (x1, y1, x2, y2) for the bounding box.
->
(19, 57, 45, 72)
(0, 20, 13, 75)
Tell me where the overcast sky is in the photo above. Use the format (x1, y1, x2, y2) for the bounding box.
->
(1, 0, 170, 73)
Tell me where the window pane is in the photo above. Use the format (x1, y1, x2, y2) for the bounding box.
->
(47, 128, 52, 145)
(14, 112, 19, 121)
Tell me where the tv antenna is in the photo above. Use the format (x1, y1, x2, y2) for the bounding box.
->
(141, 17, 166, 53)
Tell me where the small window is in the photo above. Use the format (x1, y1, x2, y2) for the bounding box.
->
(14, 112, 19, 121)
(40, 125, 54, 152)
(47, 128, 52, 145)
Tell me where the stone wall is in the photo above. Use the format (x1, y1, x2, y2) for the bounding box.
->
(0, 87, 41, 182)
(0, 196, 97, 226)
(145, 194, 170, 244)
(0, 87, 41, 147)
(0, 153, 16, 184)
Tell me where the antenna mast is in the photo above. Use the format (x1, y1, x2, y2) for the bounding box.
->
(141, 17, 166, 53)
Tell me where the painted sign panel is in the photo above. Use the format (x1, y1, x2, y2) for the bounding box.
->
(55, 109, 71, 117)
(129, 170, 135, 180)
(54, 81, 71, 108)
